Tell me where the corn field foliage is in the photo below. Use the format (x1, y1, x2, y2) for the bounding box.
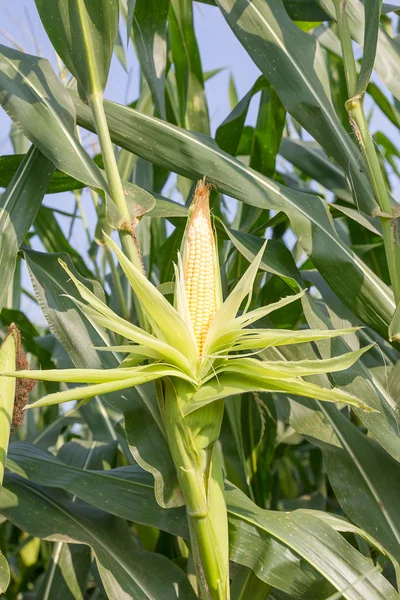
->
(0, 1, 400, 599)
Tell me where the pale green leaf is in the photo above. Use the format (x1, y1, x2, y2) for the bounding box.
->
(105, 234, 198, 364)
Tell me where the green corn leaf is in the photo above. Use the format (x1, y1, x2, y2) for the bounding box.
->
(0, 552, 10, 596)
(7, 442, 188, 538)
(131, 0, 169, 118)
(35, 0, 119, 97)
(208, 325, 359, 356)
(0, 146, 54, 312)
(232, 327, 360, 352)
(300, 510, 400, 576)
(235, 290, 306, 327)
(355, 0, 382, 96)
(0, 474, 196, 600)
(216, 76, 268, 156)
(0, 45, 104, 191)
(7, 364, 195, 385)
(226, 483, 400, 600)
(96, 344, 165, 359)
(292, 402, 400, 563)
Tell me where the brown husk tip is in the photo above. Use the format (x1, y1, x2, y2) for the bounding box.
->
(190, 178, 213, 223)
(6, 324, 36, 430)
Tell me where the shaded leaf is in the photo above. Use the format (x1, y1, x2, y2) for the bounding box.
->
(0, 146, 54, 311)
(0, 474, 196, 600)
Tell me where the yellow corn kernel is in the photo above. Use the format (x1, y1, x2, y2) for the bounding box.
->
(184, 180, 216, 355)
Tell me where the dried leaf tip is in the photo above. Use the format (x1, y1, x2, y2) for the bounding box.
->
(5, 324, 36, 429)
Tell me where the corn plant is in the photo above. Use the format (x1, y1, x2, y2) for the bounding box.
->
(1, 1, 400, 599)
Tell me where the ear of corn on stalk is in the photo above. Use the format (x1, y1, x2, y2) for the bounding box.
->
(181, 180, 221, 356)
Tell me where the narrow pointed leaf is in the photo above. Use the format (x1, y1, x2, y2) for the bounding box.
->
(131, 0, 169, 117)
(233, 326, 359, 351)
(7, 364, 194, 385)
(0, 146, 54, 311)
(228, 346, 371, 379)
(205, 242, 266, 350)
(35, 0, 119, 97)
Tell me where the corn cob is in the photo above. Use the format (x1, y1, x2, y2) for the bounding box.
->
(184, 181, 217, 355)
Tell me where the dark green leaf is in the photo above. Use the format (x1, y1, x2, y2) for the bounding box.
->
(7, 442, 187, 538)
(0, 474, 196, 599)
(356, 0, 383, 95)
(0, 45, 155, 220)
(279, 138, 353, 203)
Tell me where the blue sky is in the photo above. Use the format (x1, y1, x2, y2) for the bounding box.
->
(0, 1, 399, 324)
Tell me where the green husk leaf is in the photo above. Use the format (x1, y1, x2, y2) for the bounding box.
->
(59, 260, 192, 374)
(185, 373, 374, 414)
(204, 242, 266, 353)
(25, 364, 194, 410)
(224, 346, 372, 379)
(104, 234, 197, 364)
(231, 326, 360, 352)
